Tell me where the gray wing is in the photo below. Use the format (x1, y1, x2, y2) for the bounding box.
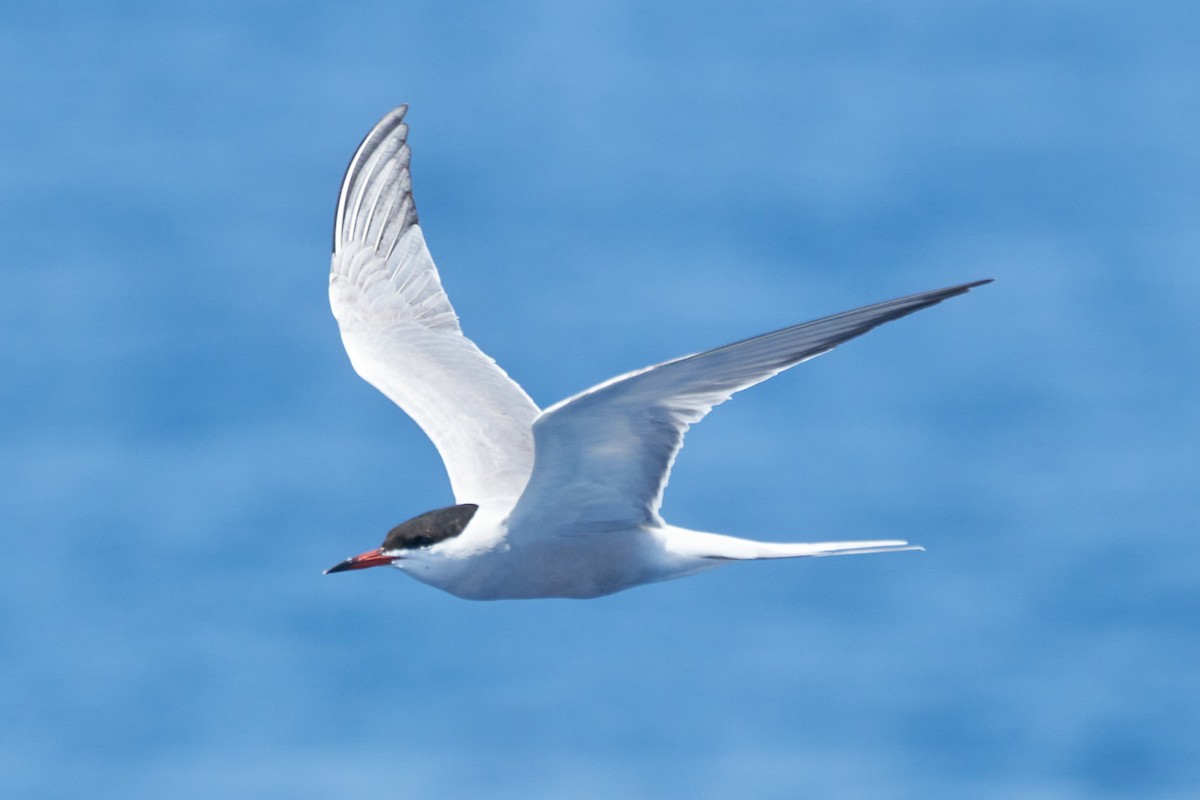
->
(330, 106, 540, 505)
(506, 280, 991, 534)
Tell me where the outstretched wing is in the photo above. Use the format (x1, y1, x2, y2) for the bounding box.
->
(507, 280, 991, 534)
(330, 106, 540, 505)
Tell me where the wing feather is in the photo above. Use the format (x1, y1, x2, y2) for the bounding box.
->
(330, 107, 540, 505)
(508, 280, 991, 533)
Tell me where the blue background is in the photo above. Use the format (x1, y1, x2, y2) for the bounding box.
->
(3, 1, 1198, 797)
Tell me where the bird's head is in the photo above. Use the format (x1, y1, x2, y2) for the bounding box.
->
(324, 503, 479, 574)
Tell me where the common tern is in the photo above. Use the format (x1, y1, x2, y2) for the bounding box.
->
(324, 106, 990, 599)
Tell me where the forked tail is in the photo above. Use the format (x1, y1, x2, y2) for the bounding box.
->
(747, 539, 923, 559)
(663, 528, 923, 562)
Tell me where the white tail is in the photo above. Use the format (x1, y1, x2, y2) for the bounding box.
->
(663, 527, 923, 562)
(750, 539, 924, 559)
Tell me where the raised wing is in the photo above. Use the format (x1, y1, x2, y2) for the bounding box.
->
(507, 280, 991, 534)
(330, 106, 540, 505)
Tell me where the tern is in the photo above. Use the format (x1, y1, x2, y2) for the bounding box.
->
(324, 106, 990, 600)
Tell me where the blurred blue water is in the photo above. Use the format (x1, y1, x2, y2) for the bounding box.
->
(2, 1, 1198, 798)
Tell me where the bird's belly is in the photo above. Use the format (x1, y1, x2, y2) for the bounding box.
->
(425, 529, 672, 600)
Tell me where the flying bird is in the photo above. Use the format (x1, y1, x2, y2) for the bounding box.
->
(324, 106, 990, 600)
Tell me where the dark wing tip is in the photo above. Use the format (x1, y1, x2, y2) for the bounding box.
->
(929, 278, 993, 301)
(929, 276, 993, 301)
(917, 278, 992, 309)
(332, 104, 413, 254)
